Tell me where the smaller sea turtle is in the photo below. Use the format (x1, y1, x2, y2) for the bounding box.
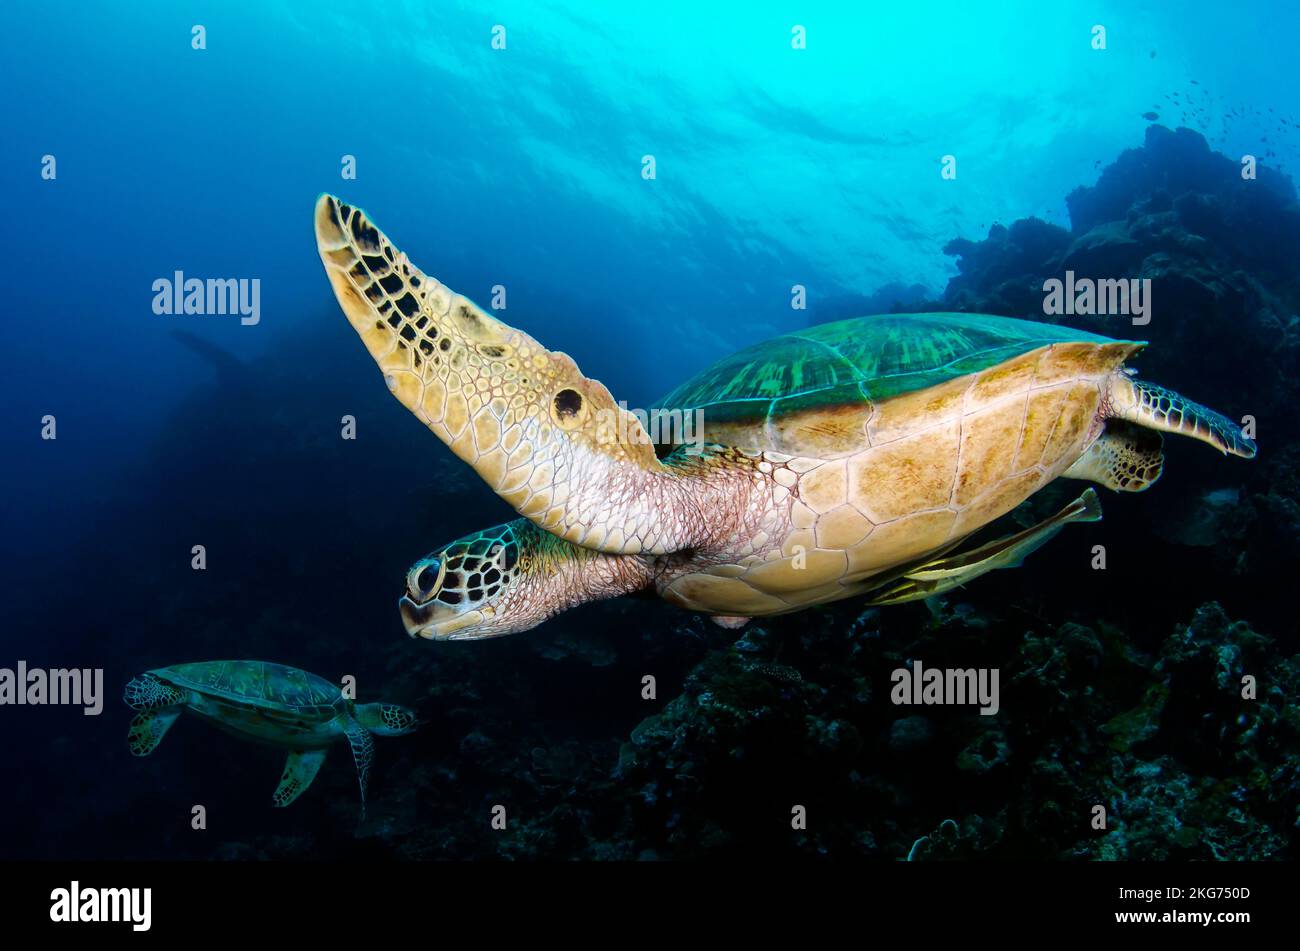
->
(124, 661, 418, 812)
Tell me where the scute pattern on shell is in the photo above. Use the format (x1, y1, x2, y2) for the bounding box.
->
(658, 312, 1124, 424)
(154, 661, 342, 714)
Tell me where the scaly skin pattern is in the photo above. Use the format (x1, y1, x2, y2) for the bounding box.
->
(1061, 421, 1165, 491)
(1106, 375, 1257, 457)
(513, 521, 660, 626)
(316, 194, 712, 556)
(122, 674, 184, 711)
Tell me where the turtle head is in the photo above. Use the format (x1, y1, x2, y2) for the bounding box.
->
(354, 702, 420, 736)
(397, 520, 560, 641)
(398, 519, 653, 641)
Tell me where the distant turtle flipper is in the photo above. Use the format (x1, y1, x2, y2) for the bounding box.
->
(273, 749, 328, 808)
(128, 710, 181, 756)
(344, 720, 375, 818)
(171, 329, 251, 390)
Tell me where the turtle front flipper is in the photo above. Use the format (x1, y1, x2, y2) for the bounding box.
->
(314, 195, 701, 556)
(867, 489, 1102, 606)
(128, 710, 181, 756)
(1107, 375, 1256, 458)
(273, 749, 328, 808)
(1063, 421, 1164, 492)
(343, 720, 375, 816)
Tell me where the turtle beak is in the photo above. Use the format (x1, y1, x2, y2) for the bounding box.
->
(398, 595, 488, 641)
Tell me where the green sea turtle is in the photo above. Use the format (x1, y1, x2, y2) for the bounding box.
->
(314, 195, 1255, 639)
(124, 661, 418, 810)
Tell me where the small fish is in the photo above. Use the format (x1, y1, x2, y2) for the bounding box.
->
(1142, 111, 1159, 121)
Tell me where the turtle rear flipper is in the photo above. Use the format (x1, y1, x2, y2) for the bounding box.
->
(273, 749, 328, 808)
(868, 489, 1102, 606)
(128, 710, 181, 756)
(1109, 375, 1256, 458)
(1063, 421, 1164, 492)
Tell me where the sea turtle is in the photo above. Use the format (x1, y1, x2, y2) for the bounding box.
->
(124, 661, 418, 810)
(314, 194, 1255, 639)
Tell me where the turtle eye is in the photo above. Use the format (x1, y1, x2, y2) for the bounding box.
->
(416, 564, 438, 593)
(408, 557, 446, 602)
(551, 387, 588, 428)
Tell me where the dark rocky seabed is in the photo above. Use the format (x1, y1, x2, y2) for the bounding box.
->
(11, 125, 1298, 860)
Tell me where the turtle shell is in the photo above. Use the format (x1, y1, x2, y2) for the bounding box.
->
(657, 313, 1124, 454)
(150, 661, 343, 717)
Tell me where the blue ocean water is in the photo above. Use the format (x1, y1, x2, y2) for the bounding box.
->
(5, 1, 1296, 503)
(2, 1, 1297, 860)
